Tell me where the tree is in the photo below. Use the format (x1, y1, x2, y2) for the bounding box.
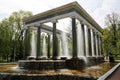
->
(105, 12, 120, 47)
(9, 10, 32, 61)
(0, 10, 32, 62)
(103, 12, 120, 58)
(0, 18, 12, 61)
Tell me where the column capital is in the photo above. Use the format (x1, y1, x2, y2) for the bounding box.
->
(96, 32, 99, 35)
(81, 22, 89, 27)
(87, 25, 93, 30)
(51, 19, 58, 23)
(92, 28, 96, 32)
(93, 31, 98, 35)
(96, 32, 102, 36)
(80, 21, 84, 25)
(90, 28, 94, 32)
(70, 15, 77, 19)
(24, 25, 29, 30)
(34, 23, 42, 27)
(85, 24, 93, 30)
(47, 33, 50, 36)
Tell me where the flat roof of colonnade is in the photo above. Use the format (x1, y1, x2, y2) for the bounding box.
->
(24, 1, 103, 33)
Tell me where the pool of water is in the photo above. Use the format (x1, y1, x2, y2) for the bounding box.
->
(0, 62, 117, 78)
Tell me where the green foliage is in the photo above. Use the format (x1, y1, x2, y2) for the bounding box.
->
(103, 12, 120, 60)
(0, 10, 32, 62)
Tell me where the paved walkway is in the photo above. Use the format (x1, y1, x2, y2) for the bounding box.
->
(98, 62, 120, 80)
(106, 66, 120, 80)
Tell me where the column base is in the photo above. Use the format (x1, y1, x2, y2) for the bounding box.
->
(66, 57, 85, 70)
(84, 56, 104, 66)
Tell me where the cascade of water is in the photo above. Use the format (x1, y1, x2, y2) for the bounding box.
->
(85, 25, 89, 57)
(80, 56, 88, 64)
(77, 23, 81, 57)
(91, 30, 95, 56)
(59, 39, 63, 57)
(30, 31, 36, 57)
(77, 21, 84, 57)
(76, 20, 88, 64)
(50, 35, 53, 56)
(61, 32, 69, 57)
(42, 34, 47, 57)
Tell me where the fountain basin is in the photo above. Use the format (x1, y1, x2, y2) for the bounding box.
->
(0, 62, 117, 80)
(0, 73, 96, 80)
(19, 57, 104, 70)
(84, 57, 104, 66)
(19, 60, 66, 70)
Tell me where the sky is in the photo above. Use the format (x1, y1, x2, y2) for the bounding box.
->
(0, 0, 120, 28)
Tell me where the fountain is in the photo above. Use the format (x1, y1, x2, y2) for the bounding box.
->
(77, 20, 84, 57)
(0, 1, 115, 80)
(58, 39, 63, 58)
(61, 32, 70, 59)
(29, 31, 36, 58)
(42, 33, 47, 58)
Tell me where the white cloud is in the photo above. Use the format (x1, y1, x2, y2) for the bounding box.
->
(0, 0, 120, 28)
(90, 0, 120, 28)
(0, 0, 74, 19)
(102, 0, 120, 13)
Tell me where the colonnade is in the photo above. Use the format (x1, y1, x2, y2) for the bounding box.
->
(78, 22, 102, 57)
(24, 17, 102, 60)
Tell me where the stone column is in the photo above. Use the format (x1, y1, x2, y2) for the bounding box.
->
(95, 33, 98, 56)
(72, 17, 77, 58)
(24, 28, 29, 58)
(98, 35, 102, 56)
(88, 28, 92, 56)
(81, 24, 86, 56)
(84, 25, 89, 56)
(52, 20, 58, 60)
(58, 36, 62, 57)
(80, 23, 84, 56)
(50, 35, 53, 54)
(36, 26, 41, 59)
(100, 36, 102, 56)
(97, 35, 100, 56)
(47, 34, 50, 58)
(68, 37, 71, 57)
(91, 29, 95, 56)
(77, 20, 84, 57)
(93, 31, 96, 56)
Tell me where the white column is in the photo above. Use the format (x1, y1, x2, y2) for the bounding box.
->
(77, 20, 84, 57)
(58, 37, 62, 57)
(99, 35, 102, 56)
(91, 29, 95, 56)
(42, 34, 47, 57)
(50, 35, 53, 57)
(95, 33, 98, 56)
(84, 25, 89, 57)
(80, 23, 84, 56)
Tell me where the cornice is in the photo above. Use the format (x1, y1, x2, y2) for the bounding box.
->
(24, 1, 103, 32)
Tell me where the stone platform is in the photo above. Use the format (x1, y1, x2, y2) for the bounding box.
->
(19, 60, 66, 70)
(85, 57, 104, 66)
(0, 73, 97, 80)
(19, 57, 104, 70)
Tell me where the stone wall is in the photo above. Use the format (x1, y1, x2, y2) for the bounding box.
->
(85, 57, 104, 67)
(66, 58, 85, 70)
(19, 60, 66, 70)
(19, 57, 104, 70)
(0, 73, 97, 80)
